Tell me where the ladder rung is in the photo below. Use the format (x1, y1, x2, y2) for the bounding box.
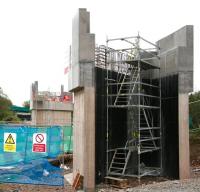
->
(140, 147, 160, 154)
(113, 162, 125, 165)
(107, 82, 159, 88)
(140, 127, 160, 130)
(115, 157, 126, 160)
(111, 167, 124, 170)
(108, 171, 123, 174)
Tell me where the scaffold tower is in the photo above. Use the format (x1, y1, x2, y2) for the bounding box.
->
(105, 35, 162, 178)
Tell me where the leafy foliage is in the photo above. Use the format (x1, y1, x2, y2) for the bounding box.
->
(189, 91, 200, 128)
(0, 95, 19, 122)
(22, 100, 30, 109)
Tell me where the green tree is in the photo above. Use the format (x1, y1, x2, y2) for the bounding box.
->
(189, 91, 200, 128)
(22, 100, 30, 109)
(0, 94, 19, 122)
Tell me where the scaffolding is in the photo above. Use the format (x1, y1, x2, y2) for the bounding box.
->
(105, 35, 162, 178)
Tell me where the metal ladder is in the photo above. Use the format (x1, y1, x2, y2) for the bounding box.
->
(108, 148, 131, 176)
(139, 99, 160, 154)
(114, 65, 139, 106)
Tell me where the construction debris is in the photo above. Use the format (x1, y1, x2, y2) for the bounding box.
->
(105, 176, 130, 189)
(72, 172, 83, 191)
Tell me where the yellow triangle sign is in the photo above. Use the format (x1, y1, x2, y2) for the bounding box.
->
(5, 134, 15, 144)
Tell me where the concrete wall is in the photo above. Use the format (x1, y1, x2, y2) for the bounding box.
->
(68, 8, 95, 91)
(157, 25, 193, 179)
(158, 25, 193, 92)
(32, 100, 73, 111)
(70, 9, 96, 191)
(31, 99, 73, 126)
(31, 110, 72, 126)
(30, 81, 73, 126)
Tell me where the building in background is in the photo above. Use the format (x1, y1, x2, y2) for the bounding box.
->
(30, 81, 73, 126)
(10, 105, 31, 121)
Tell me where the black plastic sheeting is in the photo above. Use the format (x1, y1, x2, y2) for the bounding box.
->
(95, 68, 127, 183)
(95, 67, 179, 183)
(161, 74, 179, 179)
(95, 67, 107, 183)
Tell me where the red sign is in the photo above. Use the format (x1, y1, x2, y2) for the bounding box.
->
(33, 144, 46, 152)
(32, 133, 46, 153)
(35, 134, 44, 143)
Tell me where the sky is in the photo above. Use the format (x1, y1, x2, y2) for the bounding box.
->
(0, 0, 199, 106)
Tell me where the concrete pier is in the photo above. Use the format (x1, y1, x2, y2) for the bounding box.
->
(69, 8, 95, 191)
(158, 25, 193, 179)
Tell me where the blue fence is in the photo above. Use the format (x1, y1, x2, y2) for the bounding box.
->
(0, 125, 62, 166)
(63, 125, 73, 153)
(0, 125, 64, 186)
(0, 159, 64, 186)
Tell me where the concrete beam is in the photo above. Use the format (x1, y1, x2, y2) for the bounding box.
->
(31, 100, 73, 111)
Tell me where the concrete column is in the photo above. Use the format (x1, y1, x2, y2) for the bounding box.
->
(70, 8, 96, 191)
(73, 89, 84, 176)
(83, 87, 95, 191)
(73, 87, 95, 191)
(179, 93, 190, 179)
(157, 26, 193, 178)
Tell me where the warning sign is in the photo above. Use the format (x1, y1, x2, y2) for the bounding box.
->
(32, 133, 46, 153)
(4, 133, 16, 152)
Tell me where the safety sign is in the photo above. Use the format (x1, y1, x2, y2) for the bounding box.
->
(4, 133, 16, 152)
(32, 133, 47, 153)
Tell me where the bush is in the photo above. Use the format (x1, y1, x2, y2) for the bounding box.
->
(0, 96, 19, 122)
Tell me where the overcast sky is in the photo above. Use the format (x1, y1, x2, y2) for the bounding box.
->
(0, 0, 199, 106)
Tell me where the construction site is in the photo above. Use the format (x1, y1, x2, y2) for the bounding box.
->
(0, 7, 198, 192)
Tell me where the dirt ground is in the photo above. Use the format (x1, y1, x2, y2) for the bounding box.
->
(0, 184, 66, 192)
(1, 136, 200, 192)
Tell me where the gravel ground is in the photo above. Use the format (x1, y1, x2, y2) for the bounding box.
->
(97, 177, 200, 192)
(125, 177, 200, 192)
(1, 174, 200, 192)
